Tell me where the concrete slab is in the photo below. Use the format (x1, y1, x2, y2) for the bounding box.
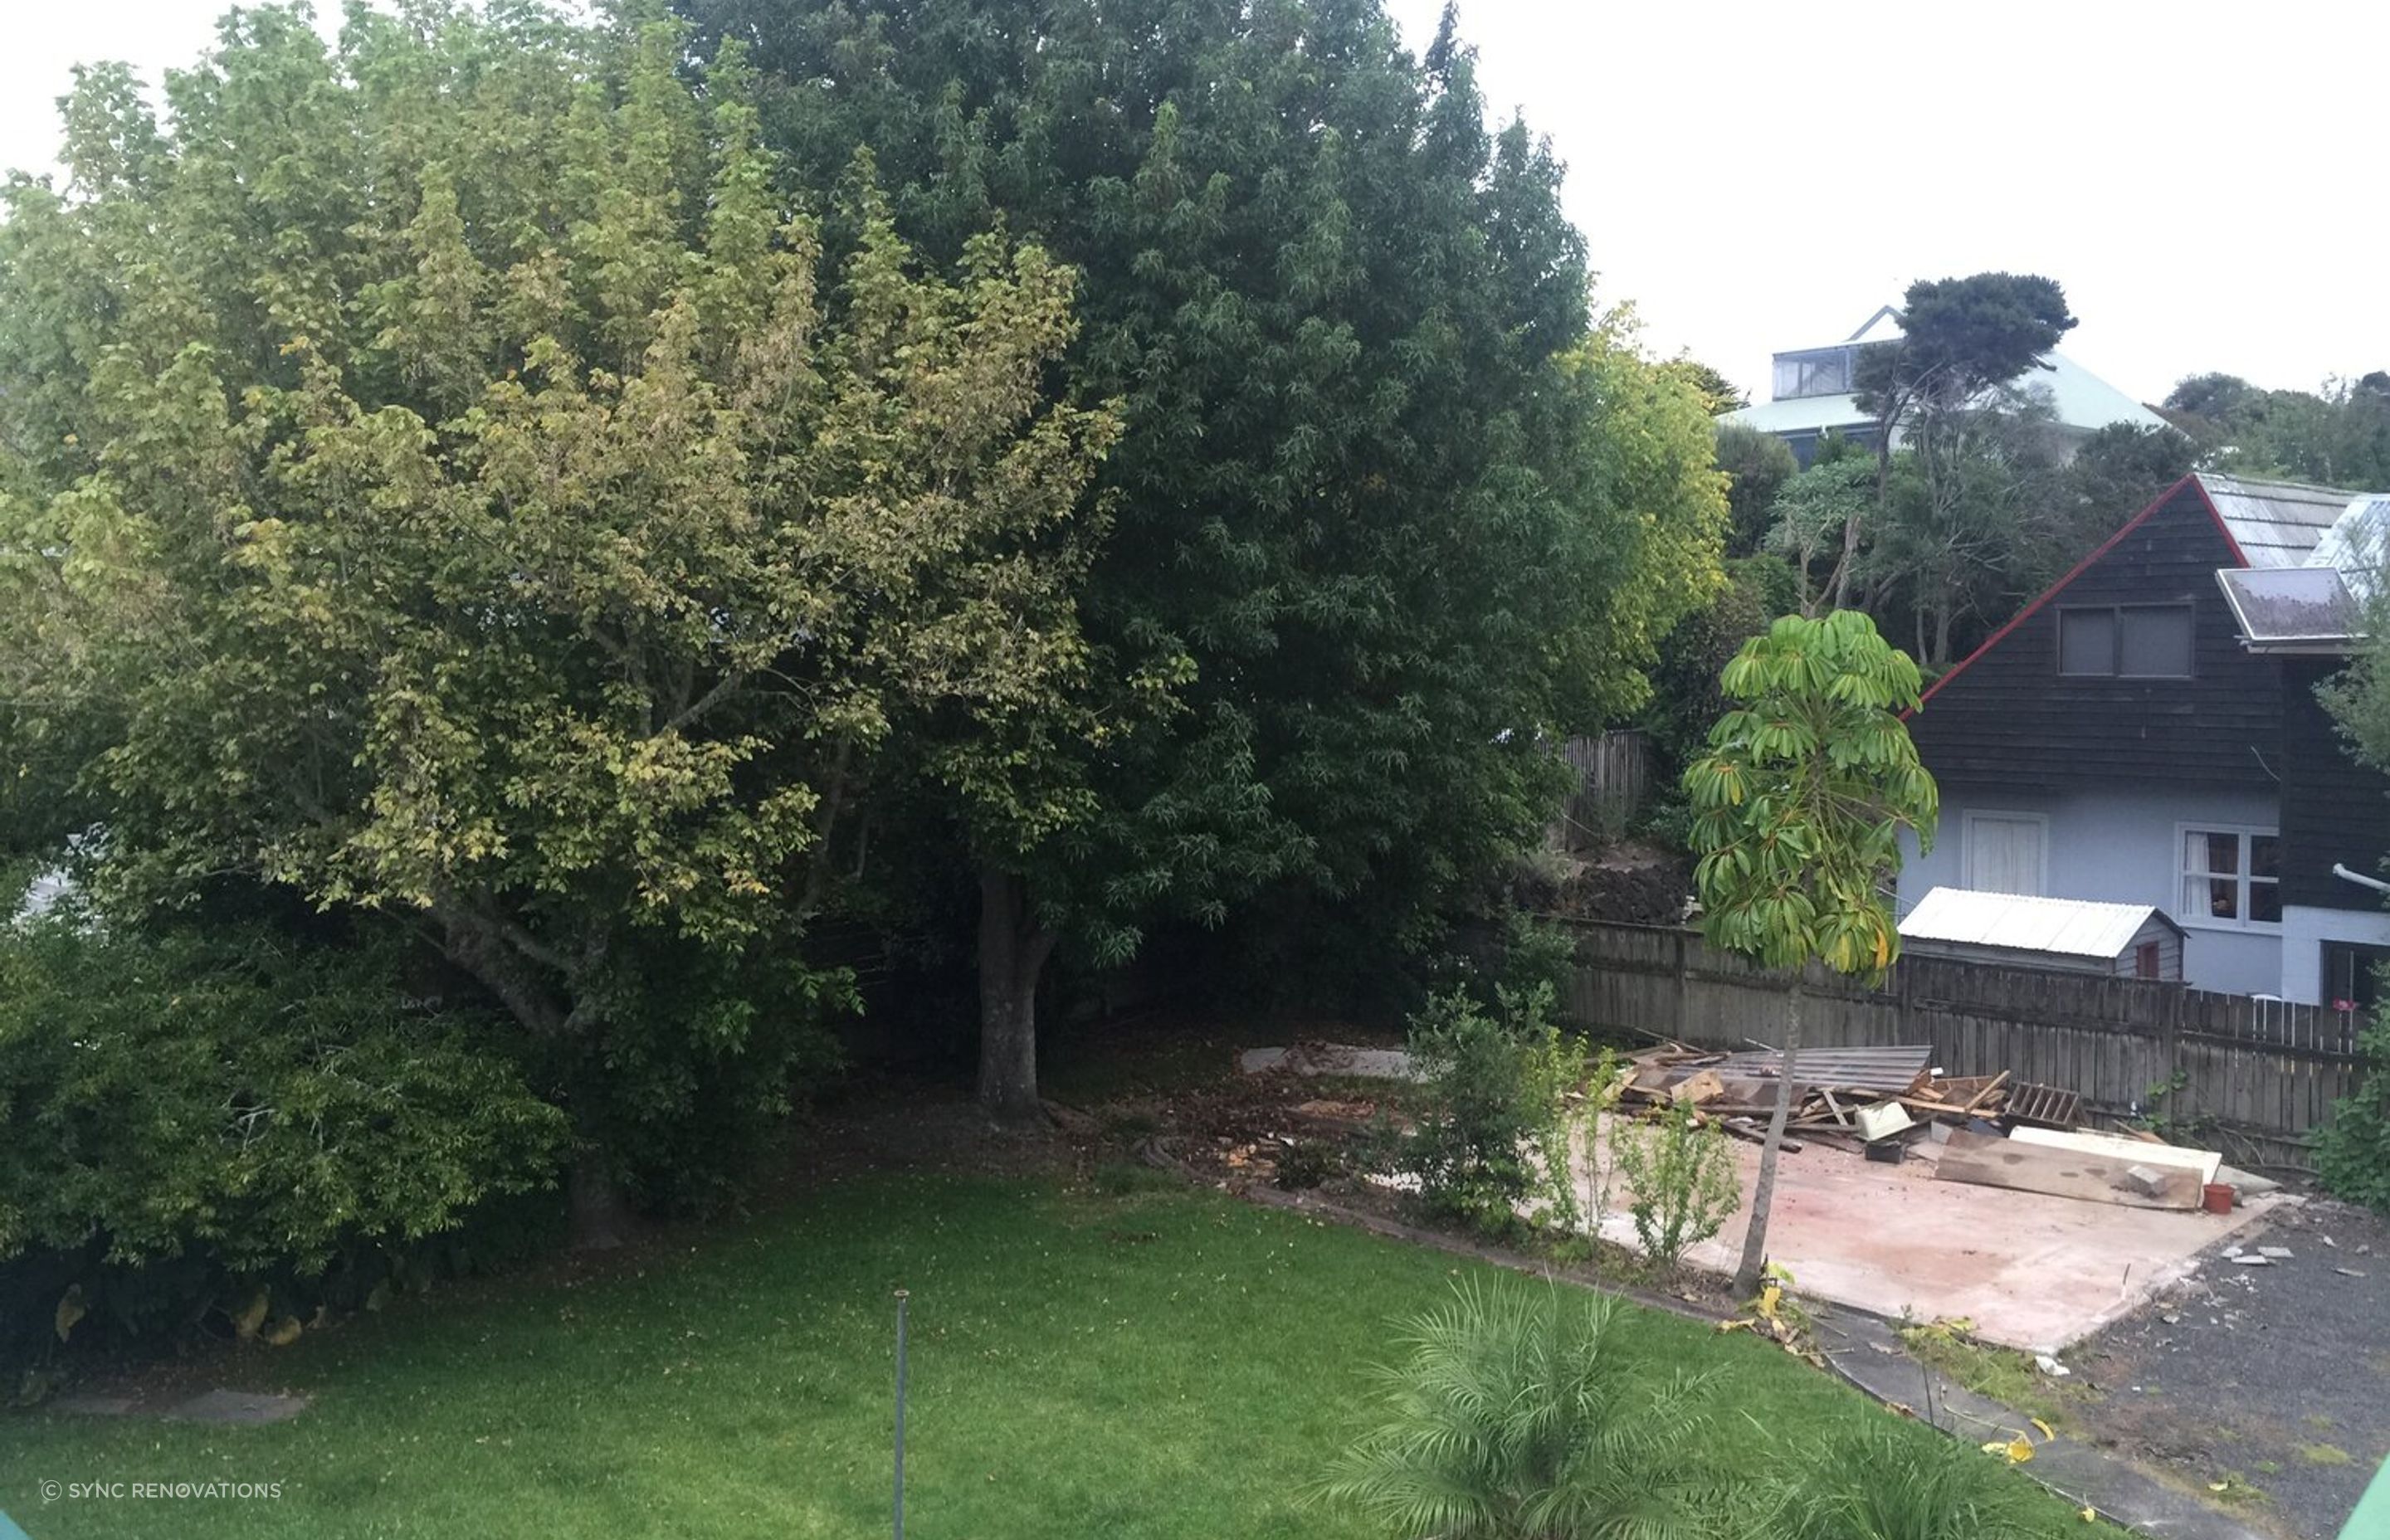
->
(1236, 1044, 1419, 1080)
(159, 1390, 310, 1425)
(1585, 1115, 2285, 1352)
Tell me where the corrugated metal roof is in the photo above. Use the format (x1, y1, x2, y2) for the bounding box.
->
(1720, 392, 1870, 436)
(1998, 354, 2169, 435)
(1897, 886, 2180, 959)
(2199, 473, 2358, 568)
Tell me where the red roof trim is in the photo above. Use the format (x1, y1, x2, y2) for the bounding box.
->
(1905, 474, 2246, 716)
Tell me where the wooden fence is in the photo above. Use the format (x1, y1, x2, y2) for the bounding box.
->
(1558, 918, 2363, 1171)
(1556, 732, 1651, 850)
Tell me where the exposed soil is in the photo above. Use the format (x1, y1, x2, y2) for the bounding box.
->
(1519, 839, 1694, 928)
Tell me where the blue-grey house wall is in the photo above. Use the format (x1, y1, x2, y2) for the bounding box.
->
(1897, 784, 2282, 997)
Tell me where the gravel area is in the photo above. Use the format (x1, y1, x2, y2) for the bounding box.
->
(2070, 1197, 2390, 1539)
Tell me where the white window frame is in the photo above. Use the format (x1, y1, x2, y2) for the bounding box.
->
(1962, 810, 2049, 895)
(2175, 822, 2281, 930)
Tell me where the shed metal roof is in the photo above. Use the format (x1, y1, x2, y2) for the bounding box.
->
(2200, 474, 2358, 568)
(1897, 886, 2183, 959)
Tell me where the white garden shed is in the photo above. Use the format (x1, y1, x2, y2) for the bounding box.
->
(1896, 887, 2185, 981)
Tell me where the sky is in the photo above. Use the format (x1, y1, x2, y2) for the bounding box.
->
(4, 0, 2384, 409)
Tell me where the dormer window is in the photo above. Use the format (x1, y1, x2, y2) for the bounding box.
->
(1770, 347, 1856, 401)
(2057, 603, 2193, 678)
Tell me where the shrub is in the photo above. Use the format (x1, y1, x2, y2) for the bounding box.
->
(1776, 1420, 2067, 1540)
(1316, 1279, 1729, 1538)
(1612, 1100, 1741, 1274)
(0, 921, 568, 1368)
(1275, 1140, 1339, 1191)
(2319, 1001, 2390, 1213)
(1398, 986, 1589, 1235)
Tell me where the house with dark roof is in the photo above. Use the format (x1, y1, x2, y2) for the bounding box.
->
(1896, 473, 2390, 1003)
(1720, 305, 2173, 466)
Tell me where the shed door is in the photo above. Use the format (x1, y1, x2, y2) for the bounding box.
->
(1963, 813, 2046, 896)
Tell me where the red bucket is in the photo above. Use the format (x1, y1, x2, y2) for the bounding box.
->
(2202, 1182, 2234, 1215)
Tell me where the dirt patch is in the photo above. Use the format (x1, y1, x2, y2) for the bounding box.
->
(1519, 840, 1693, 927)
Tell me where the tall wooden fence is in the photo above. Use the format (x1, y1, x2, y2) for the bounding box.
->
(1558, 919, 2363, 1171)
(1556, 731, 1651, 850)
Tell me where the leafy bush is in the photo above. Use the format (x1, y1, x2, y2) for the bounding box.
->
(1397, 986, 1589, 1235)
(1496, 910, 1580, 1008)
(1612, 1100, 1742, 1273)
(1776, 1420, 2068, 1540)
(1316, 1279, 1728, 1538)
(2319, 1001, 2390, 1212)
(0, 921, 567, 1367)
(1275, 1141, 1339, 1191)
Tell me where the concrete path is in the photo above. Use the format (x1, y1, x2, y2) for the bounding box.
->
(1817, 1303, 2268, 1540)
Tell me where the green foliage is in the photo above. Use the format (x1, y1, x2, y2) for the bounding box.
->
(2165, 370, 2390, 489)
(1496, 910, 1582, 1008)
(2317, 1001, 2390, 1213)
(1683, 612, 1938, 977)
(0, 919, 564, 1363)
(677, 0, 1724, 1026)
(1775, 1420, 2067, 1540)
(1714, 422, 1799, 558)
(1397, 987, 1589, 1235)
(1611, 1102, 1741, 1274)
(0, 6, 1117, 1179)
(1275, 1140, 1339, 1192)
(1854, 274, 2078, 427)
(1315, 1279, 1728, 1539)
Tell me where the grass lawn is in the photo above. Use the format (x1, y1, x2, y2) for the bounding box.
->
(0, 1168, 2084, 1538)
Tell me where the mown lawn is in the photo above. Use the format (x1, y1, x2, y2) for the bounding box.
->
(0, 1170, 2081, 1538)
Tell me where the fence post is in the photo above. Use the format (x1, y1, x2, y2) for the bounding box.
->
(1672, 928, 1689, 1039)
(2160, 984, 2184, 1118)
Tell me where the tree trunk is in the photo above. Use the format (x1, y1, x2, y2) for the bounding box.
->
(438, 912, 632, 1250)
(976, 865, 1057, 1126)
(1732, 977, 1802, 1297)
(568, 1148, 630, 1250)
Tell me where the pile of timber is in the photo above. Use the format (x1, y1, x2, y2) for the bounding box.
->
(1622, 1040, 2007, 1133)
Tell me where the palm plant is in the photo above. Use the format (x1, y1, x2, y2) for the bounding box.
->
(1315, 1279, 1729, 1539)
(1778, 1421, 2064, 1540)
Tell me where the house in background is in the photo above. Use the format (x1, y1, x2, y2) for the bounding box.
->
(1719, 305, 2173, 466)
(1896, 473, 2390, 1004)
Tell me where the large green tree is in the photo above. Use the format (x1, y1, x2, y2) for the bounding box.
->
(1681, 611, 1937, 1294)
(0, 6, 1119, 1227)
(680, 0, 1722, 1116)
(1827, 274, 2077, 610)
(2163, 370, 2390, 490)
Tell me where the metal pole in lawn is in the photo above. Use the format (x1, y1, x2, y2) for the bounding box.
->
(893, 1288, 910, 1540)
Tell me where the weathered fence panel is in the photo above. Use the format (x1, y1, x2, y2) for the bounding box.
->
(1555, 731, 1650, 850)
(1558, 918, 2362, 1171)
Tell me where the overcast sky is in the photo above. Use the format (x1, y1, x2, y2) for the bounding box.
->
(6, 0, 2383, 407)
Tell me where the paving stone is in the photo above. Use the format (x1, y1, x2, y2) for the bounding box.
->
(159, 1390, 310, 1425)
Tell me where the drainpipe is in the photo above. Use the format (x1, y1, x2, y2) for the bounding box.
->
(2334, 863, 2390, 896)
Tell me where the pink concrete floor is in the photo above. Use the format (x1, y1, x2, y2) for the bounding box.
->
(1588, 1117, 2285, 1352)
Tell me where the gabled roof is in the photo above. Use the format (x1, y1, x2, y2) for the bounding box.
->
(2212, 490, 2388, 654)
(1719, 307, 2171, 437)
(2201, 475, 2357, 569)
(1914, 472, 2359, 709)
(1898, 886, 2183, 959)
